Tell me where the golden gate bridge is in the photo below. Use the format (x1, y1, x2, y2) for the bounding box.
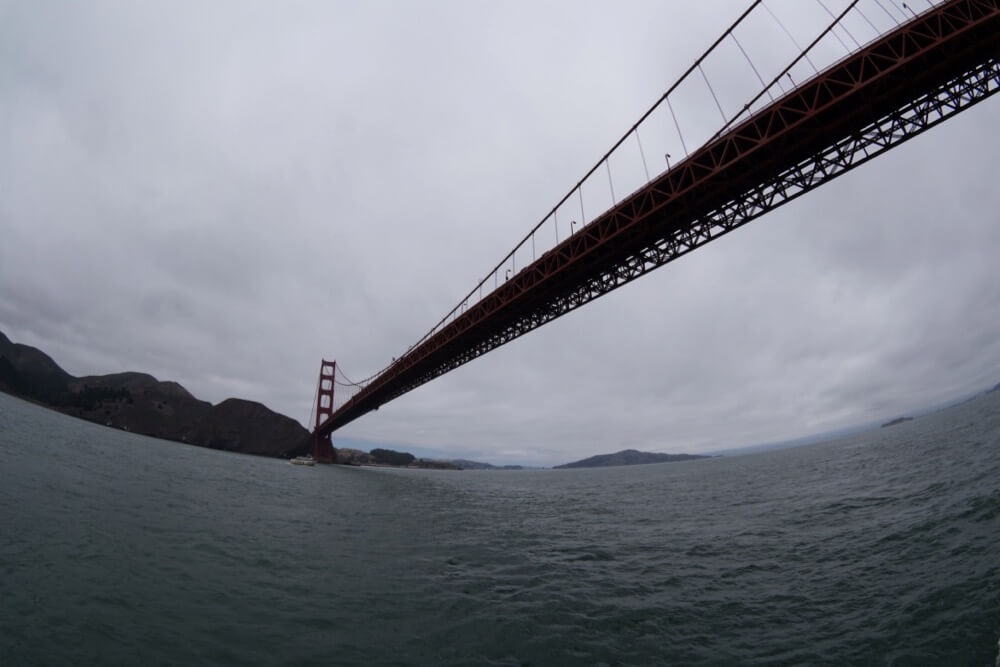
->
(308, 0, 999, 462)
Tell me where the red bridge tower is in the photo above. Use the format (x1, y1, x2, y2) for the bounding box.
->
(312, 359, 336, 463)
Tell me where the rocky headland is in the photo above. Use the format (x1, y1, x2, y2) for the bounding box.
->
(0, 330, 310, 459)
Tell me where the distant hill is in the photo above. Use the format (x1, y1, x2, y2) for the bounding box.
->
(0, 330, 309, 459)
(881, 416, 913, 428)
(554, 449, 709, 469)
(333, 447, 458, 469)
(447, 459, 525, 470)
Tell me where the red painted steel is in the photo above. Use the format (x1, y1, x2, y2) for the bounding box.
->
(317, 0, 1000, 438)
(311, 359, 336, 463)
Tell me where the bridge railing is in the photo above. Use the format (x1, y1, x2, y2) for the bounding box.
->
(347, 0, 947, 396)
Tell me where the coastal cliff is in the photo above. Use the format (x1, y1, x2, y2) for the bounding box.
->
(0, 330, 309, 459)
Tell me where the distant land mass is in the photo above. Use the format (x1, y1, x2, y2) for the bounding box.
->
(0, 330, 310, 459)
(449, 459, 525, 470)
(333, 447, 459, 469)
(881, 416, 913, 428)
(554, 449, 709, 469)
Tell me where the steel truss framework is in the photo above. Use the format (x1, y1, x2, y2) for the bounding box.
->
(319, 0, 999, 437)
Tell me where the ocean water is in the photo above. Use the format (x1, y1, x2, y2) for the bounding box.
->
(1, 390, 999, 666)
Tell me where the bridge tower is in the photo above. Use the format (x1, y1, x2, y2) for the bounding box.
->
(312, 359, 336, 463)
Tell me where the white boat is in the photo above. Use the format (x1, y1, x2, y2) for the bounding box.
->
(289, 456, 316, 466)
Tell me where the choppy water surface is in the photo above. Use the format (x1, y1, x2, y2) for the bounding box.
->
(1, 390, 999, 666)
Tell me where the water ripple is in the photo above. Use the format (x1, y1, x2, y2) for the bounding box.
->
(2, 391, 1000, 665)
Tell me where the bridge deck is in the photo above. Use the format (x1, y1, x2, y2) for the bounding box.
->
(320, 0, 999, 437)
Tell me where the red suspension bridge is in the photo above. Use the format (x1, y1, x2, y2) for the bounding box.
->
(310, 0, 999, 462)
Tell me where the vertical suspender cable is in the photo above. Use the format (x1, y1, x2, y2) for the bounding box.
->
(667, 97, 688, 156)
(762, 0, 819, 73)
(605, 159, 616, 203)
(851, 4, 879, 34)
(872, 0, 903, 25)
(731, 31, 773, 103)
(699, 63, 728, 122)
(635, 129, 651, 181)
(816, 0, 859, 51)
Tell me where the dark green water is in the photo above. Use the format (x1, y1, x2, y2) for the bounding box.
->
(1, 390, 999, 666)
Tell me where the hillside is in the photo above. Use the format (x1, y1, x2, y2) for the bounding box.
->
(448, 459, 525, 470)
(554, 449, 709, 469)
(0, 330, 309, 459)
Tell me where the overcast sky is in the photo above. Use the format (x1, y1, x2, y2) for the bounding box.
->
(2, 1, 997, 466)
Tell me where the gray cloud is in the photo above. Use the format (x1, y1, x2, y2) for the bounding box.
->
(2, 1, 997, 466)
